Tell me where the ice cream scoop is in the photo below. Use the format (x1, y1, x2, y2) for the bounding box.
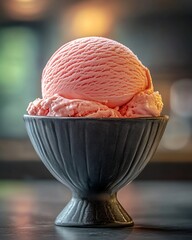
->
(27, 37, 163, 117)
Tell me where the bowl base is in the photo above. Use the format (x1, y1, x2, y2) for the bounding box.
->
(55, 194, 134, 227)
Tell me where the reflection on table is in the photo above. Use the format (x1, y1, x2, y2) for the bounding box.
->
(0, 181, 192, 240)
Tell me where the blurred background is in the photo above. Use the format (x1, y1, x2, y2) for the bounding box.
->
(0, 0, 192, 180)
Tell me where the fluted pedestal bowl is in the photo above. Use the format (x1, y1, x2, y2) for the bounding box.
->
(24, 115, 168, 227)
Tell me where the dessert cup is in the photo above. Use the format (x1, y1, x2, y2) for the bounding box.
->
(24, 115, 168, 227)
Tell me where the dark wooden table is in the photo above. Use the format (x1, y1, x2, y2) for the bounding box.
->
(0, 180, 192, 240)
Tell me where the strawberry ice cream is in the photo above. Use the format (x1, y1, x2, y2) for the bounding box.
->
(27, 37, 163, 117)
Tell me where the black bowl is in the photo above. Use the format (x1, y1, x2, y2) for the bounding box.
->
(24, 115, 168, 227)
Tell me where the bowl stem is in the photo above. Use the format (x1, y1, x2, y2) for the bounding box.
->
(55, 192, 133, 227)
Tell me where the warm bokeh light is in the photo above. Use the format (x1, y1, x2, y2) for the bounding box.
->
(69, 6, 112, 36)
(60, 2, 119, 40)
(3, 0, 52, 20)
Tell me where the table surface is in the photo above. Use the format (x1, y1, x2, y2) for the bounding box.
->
(0, 180, 192, 240)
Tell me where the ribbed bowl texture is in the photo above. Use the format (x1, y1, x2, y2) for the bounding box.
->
(24, 115, 168, 227)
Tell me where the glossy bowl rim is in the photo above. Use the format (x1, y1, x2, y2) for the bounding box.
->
(23, 114, 169, 122)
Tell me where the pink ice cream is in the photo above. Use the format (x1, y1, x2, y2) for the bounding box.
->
(27, 37, 163, 117)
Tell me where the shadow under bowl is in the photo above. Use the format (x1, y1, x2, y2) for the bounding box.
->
(24, 115, 168, 227)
